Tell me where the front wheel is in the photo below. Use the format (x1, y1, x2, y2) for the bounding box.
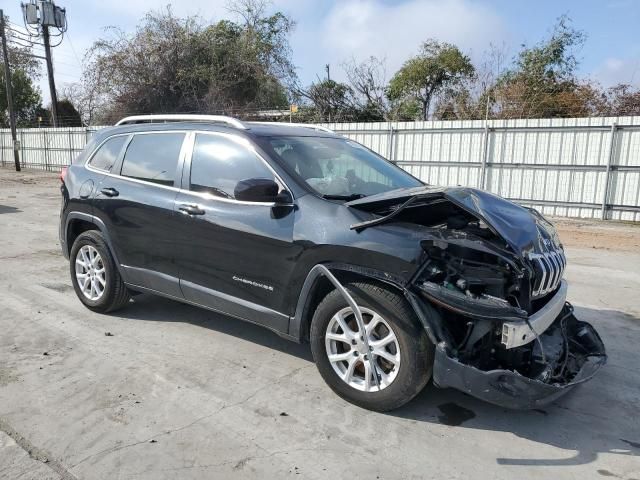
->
(310, 282, 434, 412)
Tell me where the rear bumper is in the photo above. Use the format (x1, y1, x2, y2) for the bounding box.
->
(432, 306, 606, 409)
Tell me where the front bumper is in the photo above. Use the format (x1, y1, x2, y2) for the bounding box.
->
(432, 306, 607, 409)
(501, 280, 568, 349)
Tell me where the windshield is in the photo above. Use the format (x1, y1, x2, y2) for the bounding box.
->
(267, 136, 423, 199)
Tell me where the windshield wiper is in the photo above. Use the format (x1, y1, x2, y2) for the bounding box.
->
(321, 193, 367, 201)
(350, 195, 418, 232)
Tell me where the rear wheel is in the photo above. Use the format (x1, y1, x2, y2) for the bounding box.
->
(70, 230, 130, 312)
(310, 282, 434, 411)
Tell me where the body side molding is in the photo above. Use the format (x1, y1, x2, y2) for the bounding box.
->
(125, 282, 298, 342)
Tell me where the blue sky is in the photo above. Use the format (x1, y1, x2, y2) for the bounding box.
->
(4, 0, 640, 103)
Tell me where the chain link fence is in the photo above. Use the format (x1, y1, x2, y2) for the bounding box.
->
(1, 116, 639, 221)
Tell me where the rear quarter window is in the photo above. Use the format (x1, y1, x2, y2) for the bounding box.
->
(87, 136, 127, 172)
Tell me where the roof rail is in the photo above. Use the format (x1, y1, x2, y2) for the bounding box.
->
(248, 121, 335, 134)
(115, 114, 247, 129)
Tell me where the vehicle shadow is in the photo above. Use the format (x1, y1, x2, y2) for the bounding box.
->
(118, 293, 314, 362)
(0, 205, 21, 214)
(117, 296, 639, 468)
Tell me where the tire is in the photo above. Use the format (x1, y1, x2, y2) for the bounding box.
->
(310, 281, 434, 412)
(69, 230, 130, 313)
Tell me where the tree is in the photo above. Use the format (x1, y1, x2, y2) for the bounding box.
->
(490, 16, 598, 118)
(343, 56, 388, 120)
(62, 82, 104, 126)
(603, 84, 640, 116)
(432, 44, 507, 120)
(0, 25, 43, 127)
(387, 40, 474, 120)
(300, 79, 356, 122)
(82, 2, 296, 122)
(0, 69, 42, 127)
(55, 99, 83, 126)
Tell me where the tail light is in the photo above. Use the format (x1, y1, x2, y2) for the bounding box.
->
(59, 166, 68, 183)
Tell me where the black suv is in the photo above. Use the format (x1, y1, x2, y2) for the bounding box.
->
(60, 115, 606, 411)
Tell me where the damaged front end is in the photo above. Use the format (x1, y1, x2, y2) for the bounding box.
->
(430, 304, 606, 409)
(348, 186, 607, 409)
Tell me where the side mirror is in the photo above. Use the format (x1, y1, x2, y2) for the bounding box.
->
(274, 189, 293, 205)
(234, 178, 292, 204)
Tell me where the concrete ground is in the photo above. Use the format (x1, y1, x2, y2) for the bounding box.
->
(0, 166, 639, 480)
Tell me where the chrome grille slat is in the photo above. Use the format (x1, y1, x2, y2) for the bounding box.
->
(529, 238, 566, 298)
(534, 256, 546, 296)
(539, 256, 551, 294)
(547, 252, 561, 293)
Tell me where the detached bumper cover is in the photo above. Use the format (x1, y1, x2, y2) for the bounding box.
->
(432, 308, 606, 409)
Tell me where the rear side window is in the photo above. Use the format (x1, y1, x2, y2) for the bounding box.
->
(88, 136, 127, 172)
(190, 134, 276, 199)
(120, 133, 185, 186)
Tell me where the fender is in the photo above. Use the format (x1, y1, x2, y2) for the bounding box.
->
(288, 262, 441, 345)
(63, 212, 126, 278)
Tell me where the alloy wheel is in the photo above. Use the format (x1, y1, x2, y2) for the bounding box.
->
(325, 306, 401, 392)
(75, 245, 106, 301)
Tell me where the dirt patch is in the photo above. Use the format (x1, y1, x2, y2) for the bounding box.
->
(0, 367, 19, 386)
(552, 218, 640, 252)
(0, 168, 60, 188)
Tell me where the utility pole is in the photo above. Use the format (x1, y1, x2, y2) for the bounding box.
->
(0, 10, 21, 171)
(41, 24, 58, 126)
(22, 0, 67, 127)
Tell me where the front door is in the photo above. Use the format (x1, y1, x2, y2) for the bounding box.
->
(92, 131, 188, 297)
(174, 132, 299, 333)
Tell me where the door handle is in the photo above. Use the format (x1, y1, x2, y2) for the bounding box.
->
(178, 204, 205, 216)
(100, 187, 119, 197)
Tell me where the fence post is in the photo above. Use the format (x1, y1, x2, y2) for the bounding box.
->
(480, 123, 490, 190)
(601, 121, 618, 220)
(479, 96, 491, 190)
(43, 129, 50, 171)
(19, 129, 24, 167)
(68, 129, 73, 165)
(387, 124, 395, 162)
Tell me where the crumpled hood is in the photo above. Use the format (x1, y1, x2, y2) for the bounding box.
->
(347, 186, 559, 256)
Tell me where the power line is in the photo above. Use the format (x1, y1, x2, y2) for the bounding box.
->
(6, 26, 40, 41)
(64, 31, 83, 70)
(7, 38, 42, 49)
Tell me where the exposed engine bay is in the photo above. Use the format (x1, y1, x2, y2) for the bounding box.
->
(348, 186, 606, 408)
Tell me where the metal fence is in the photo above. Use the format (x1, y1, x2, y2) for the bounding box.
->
(2, 116, 640, 221)
(324, 116, 640, 221)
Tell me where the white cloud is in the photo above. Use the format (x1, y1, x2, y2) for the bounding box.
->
(593, 57, 640, 88)
(32, 0, 510, 101)
(298, 0, 509, 83)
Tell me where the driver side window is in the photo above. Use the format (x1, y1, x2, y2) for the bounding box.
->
(189, 134, 277, 200)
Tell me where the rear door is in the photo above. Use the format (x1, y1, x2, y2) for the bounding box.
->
(92, 131, 188, 297)
(174, 132, 299, 332)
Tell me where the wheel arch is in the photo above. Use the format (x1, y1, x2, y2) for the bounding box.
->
(64, 212, 123, 273)
(289, 263, 410, 343)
